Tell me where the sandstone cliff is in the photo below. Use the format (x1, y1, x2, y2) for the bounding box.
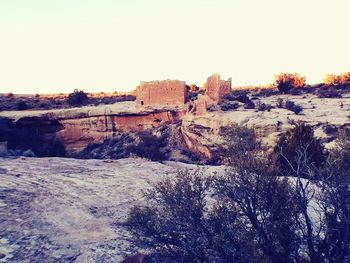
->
(1, 94, 350, 159)
(0, 102, 185, 154)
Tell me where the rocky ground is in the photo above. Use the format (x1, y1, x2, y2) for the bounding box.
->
(0, 157, 222, 263)
(182, 93, 350, 156)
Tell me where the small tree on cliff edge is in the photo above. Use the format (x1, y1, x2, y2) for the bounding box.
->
(67, 89, 89, 106)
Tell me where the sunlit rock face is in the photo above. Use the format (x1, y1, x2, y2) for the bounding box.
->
(0, 102, 185, 155)
(1, 93, 350, 159)
(0, 157, 222, 262)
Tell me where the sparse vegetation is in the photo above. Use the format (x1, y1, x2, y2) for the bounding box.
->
(256, 101, 273, 112)
(285, 100, 303, 114)
(127, 123, 350, 262)
(243, 100, 255, 109)
(274, 122, 326, 178)
(317, 86, 342, 98)
(6, 92, 14, 98)
(67, 89, 89, 106)
(220, 101, 239, 111)
(274, 72, 306, 93)
(277, 98, 284, 108)
(223, 90, 250, 103)
(0, 93, 136, 111)
(78, 134, 135, 159)
(128, 131, 168, 161)
(324, 72, 350, 85)
(16, 101, 29, 110)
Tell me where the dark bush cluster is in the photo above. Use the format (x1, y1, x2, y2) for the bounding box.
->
(7, 128, 66, 157)
(77, 134, 135, 159)
(126, 123, 350, 262)
(254, 88, 279, 97)
(274, 73, 306, 93)
(16, 101, 29, 110)
(222, 90, 256, 110)
(67, 89, 89, 106)
(0, 93, 136, 111)
(128, 131, 169, 161)
(220, 101, 240, 111)
(316, 86, 342, 98)
(276, 98, 303, 114)
(285, 100, 303, 114)
(223, 90, 250, 103)
(256, 101, 273, 112)
(274, 122, 326, 178)
(78, 130, 169, 162)
(243, 100, 255, 109)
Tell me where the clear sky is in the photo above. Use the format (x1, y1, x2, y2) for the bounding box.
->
(0, 0, 349, 94)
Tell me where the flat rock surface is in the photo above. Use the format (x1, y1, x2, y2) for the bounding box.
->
(0, 101, 183, 121)
(0, 157, 221, 262)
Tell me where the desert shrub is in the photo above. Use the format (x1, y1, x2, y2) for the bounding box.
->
(77, 134, 134, 159)
(223, 90, 250, 103)
(127, 131, 297, 262)
(277, 98, 284, 108)
(220, 101, 239, 111)
(67, 89, 89, 106)
(323, 124, 337, 135)
(274, 73, 306, 93)
(127, 124, 350, 262)
(180, 149, 201, 163)
(289, 87, 303, 95)
(316, 86, 342, 98)
(16, 101, 28, 110)
(217, 124, 259, 165)
(127, 171, 220, 262)
(256, 101, 273, 112)
(6, 92, 14, 98)
(285, 100, 303, 114)
(254, 88, 279, 97)
(243, 100, 255, 109)
(128, 131, 168, 161)
(324, 72, 350, 85)
(274, 122, 326, 178)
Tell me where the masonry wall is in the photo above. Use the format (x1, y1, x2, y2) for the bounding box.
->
(136, 80, 187, 107)
(206, 74, 232, 104)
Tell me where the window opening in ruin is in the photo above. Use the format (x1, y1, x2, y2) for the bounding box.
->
(141, 101, 144, 106)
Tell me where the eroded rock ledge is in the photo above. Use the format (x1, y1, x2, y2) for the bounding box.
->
(0, 102, 185, 153)
(1, 94, 350, 159)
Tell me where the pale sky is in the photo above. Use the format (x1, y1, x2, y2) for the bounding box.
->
(0, 0, 349, 94)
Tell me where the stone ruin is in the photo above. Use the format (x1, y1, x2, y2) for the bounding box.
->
(190, 74, 232, 115)
(135, 74, 232, 114)
(135, 80, 188, 108)
(206, 73, 232, 104)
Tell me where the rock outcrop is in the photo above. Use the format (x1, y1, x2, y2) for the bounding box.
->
(180, 93, 350, 158)
(0, 157, 223, 262)
(0, 102, 185, 154)
(1, 93, 350, 159)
